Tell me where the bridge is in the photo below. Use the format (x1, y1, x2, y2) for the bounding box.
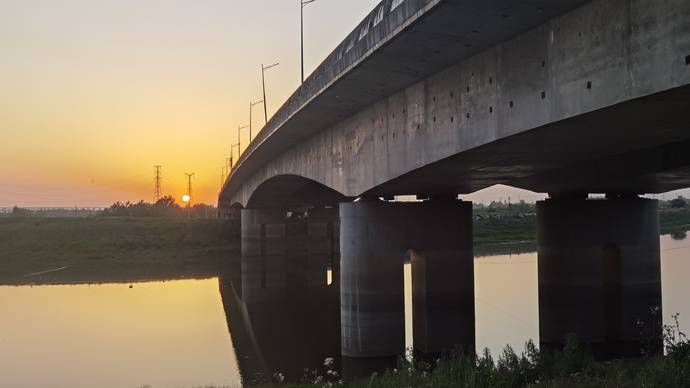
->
(219, 0, 690, 361)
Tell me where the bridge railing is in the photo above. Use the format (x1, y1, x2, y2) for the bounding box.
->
(229, 0, 434, 179)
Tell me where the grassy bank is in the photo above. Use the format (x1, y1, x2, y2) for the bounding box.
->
(660, 209, 690, 235)
(283, 329, 690, 388)
(474, 209, 690, 251)
(1, 208, 687, 284)
(0, 217, 239, 285)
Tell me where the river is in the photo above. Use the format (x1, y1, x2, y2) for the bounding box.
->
(1, 233, 688, 387)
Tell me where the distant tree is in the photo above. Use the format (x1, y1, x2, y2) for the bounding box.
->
(11, 206, 32, 217)
(100, 197, 215, 218)
(153, 196, 181, 217)
(155, 195, 179, 209)
(670, 196, 687, 209)
(190, 203, 217, 219)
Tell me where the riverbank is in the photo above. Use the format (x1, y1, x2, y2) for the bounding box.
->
(1, 209, 688, 284)
(0, 217, 239, 285)
(474, 208, 690, 254)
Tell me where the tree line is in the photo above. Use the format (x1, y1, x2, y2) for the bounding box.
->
(100, 196, 217, 218)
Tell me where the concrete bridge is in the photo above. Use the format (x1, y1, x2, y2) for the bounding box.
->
(219, 0, 690, 361)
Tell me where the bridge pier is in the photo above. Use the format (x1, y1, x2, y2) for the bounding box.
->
(339, 199, 474, 360)
(537, 196, 662, 358)
(237, 206, 341, 381)
(241, 206, 339, 304)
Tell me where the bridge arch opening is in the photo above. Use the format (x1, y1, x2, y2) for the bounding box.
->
(246, 174, 350, 209)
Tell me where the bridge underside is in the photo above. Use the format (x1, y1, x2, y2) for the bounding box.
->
(366, 84, 690, 198)
(222, 0, 688, 371)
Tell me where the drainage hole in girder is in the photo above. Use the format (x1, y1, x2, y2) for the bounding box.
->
(433, 116, 436, 122)
(489, 77, 493, 84)
(541, 91, 546, 99)
(489, 106, 493, 113)
(451, 116, 454, 123)
(433, 96, 436, 102)
(417, 124, 420, 130)
(586, 81, 592, 90)
(466, 86, 470, 93)
(466, 113, 470, 119)
(541, 60, 546, 68)
(685, 55, 690, 66)
(509, 101, 514, 108)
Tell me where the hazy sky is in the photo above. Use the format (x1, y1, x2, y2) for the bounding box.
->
(1, 1, 687, 207)
(1, 0, 383, 206)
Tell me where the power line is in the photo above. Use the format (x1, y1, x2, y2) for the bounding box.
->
(153, 165, 162, 202)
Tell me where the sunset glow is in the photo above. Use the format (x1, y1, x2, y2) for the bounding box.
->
(1, 0, 380, 207)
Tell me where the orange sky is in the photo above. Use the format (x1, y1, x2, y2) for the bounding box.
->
(1, 0, 381, 206)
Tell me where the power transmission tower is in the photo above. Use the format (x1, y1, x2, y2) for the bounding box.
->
(184, 172, 195, 207)
(153, 165, 162, 203)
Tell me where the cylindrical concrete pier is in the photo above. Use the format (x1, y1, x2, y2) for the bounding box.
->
(411, 200, 474, 355)
(241, 206, 340, 304)
(241, 207, 289, 305)
(340, 199, 474, 358)
(537, 197, 662, 358)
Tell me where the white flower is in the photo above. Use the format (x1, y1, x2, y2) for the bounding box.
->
(272, 371, 285, 383)
(324, 357, 335, 368)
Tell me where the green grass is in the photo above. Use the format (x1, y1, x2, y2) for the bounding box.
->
(2, 209, 688, 284)
(0, 217, 239, 285)
(283, 335, 690, 388)
(474, 209, 690, 253)
(660, 209, 690, 235)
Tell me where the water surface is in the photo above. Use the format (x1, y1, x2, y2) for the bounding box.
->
(1, 234, 688, 387)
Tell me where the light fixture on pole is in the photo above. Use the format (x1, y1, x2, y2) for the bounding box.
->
(261, 62, 280, 124)
(249, 99, 264, 141)
(301, 0, 318, 83)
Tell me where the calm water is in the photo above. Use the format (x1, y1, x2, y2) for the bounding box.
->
(1, 234, 689, 387)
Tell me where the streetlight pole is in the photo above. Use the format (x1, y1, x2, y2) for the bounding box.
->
(250, 99, 263, 141)
(237, 124, 249, 156)
(230, 144, 239, 169)
(261, 62, 279, 124)
(301, 0, 318, 83)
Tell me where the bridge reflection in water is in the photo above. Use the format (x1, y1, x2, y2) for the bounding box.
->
(218, 231, 690, 385)
(219, 207, 343, 384)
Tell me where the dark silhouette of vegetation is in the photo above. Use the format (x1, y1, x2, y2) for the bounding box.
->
(670, 196, 688, 209)
(11, 206, 32, 217)
(282, 317, 690, 388)
(100, 196, 217, 218)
